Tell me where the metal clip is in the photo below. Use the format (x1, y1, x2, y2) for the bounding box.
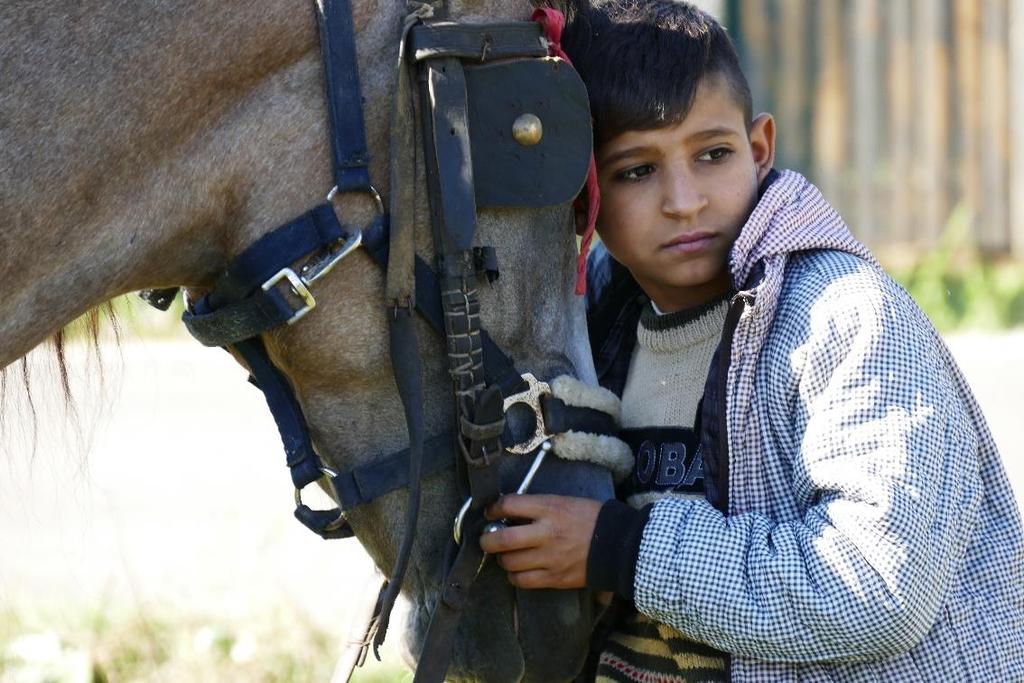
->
(503, 373, 552, 454)
(453, 495, 473, 545)
(293, 466, 348, 531)
(300, 230, 363, 285)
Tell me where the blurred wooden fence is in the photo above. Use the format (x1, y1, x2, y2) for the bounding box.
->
(721, 0, 1024, 257)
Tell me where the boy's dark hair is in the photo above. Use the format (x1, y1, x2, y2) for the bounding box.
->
(562, 0, 753, 146)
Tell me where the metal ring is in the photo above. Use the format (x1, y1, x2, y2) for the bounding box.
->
(503, 373, 553, 455)
(452, 496, 473, 545)
(327, 184, 385, 218)
(293, 466, 340, 507)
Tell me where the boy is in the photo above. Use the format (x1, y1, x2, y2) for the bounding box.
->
(479, 1, 1024, 681)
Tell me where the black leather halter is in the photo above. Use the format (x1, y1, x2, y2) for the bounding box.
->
(144, 2, 607, 681)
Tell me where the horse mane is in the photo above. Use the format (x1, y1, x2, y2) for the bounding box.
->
(0, 303, 121, 454)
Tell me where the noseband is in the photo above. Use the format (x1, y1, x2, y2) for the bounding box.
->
(144, 2, 608, 680)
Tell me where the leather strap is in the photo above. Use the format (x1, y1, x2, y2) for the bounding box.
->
(330, 432, 454, 511)
(359, 222, 526, 398)
(317, 0, 372, 192)
(426, 58, 478, 254)
(409, 21, 547, 62)
(413, 386, 506, 683)
(412, 516, 487, 682)
(182, 204, 352, 346)
(184, 206, 525, 401)
(386, 8, 426, 307)
(413, 48, 508, 682)
(230, 336, 353, 541)
(232, 336, 323, 490)
(371, 305, 427, 654)
(541, 396, 618, 438)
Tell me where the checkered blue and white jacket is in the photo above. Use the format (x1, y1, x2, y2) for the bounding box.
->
(634, 170, 1024, 681)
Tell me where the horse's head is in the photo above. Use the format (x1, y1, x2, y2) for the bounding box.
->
(239, 3, 615, 680)
(1, 0, 611, 679)
(257, 198, 611, 681)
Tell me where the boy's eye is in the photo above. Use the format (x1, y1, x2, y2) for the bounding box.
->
(697, 147, 733, 163)
(615, 164, 655, 181)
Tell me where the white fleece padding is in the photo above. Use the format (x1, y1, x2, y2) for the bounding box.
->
(550, 430, 634, 483)
(550, 374, 622, 423)
(544, 375, 633, 481)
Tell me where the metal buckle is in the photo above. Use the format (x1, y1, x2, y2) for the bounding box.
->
(294, 466, 347, 531)
(262, 231, 363, 326)
(263, 268, 317, 325)
(293, 466, 341, 507)
(503, 373, 552, 455)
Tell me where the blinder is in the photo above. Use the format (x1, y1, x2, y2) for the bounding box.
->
(465, 58, 592, 208)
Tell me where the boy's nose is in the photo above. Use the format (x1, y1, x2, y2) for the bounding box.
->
(661, 173, 708, 219)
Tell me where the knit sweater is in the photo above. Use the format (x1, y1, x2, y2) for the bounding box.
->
(596, 300, 729, 683)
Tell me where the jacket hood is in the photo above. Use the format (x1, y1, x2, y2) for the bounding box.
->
(730, 170, 877, 289)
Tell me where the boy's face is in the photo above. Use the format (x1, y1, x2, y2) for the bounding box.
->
(594, 77, 775, 312)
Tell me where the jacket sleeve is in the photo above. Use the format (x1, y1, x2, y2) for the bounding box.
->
(632, 267, 983, 662)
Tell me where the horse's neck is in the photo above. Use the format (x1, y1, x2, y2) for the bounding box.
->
(0, 4, 298, 361)
(0, 0, 543, 366)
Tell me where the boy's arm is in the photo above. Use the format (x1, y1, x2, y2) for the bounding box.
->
(629, 274, 982, 662)
(486, 271, 984, 664)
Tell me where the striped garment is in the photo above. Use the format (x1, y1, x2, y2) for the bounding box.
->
(599, 614, 727, 683)
(633, 170, 1024, 681)
(598, 301, 729, 682)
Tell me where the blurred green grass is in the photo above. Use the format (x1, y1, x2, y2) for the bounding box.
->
(1, 607, 411, 683)
(887, 206, 1024, 332)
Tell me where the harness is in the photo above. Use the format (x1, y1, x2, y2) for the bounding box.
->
(143, 2, 612, 681)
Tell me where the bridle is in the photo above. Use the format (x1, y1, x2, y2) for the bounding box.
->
(142, 2, 610, 680)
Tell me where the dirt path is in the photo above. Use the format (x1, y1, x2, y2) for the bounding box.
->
(943, 331, 1024, 499)
(0, 341, 395, 670)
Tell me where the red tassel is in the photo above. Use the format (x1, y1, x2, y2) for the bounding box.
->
(532, 8, 601, 296)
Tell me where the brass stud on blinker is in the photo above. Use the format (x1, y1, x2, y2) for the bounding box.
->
(512, 113, 543, 146)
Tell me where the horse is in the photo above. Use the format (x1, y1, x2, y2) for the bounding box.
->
(0, 1, 617, 681)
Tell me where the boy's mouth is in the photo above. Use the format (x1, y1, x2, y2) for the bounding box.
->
(661, 230, 716, 254)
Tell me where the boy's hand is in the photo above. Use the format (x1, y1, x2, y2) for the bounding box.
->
(479, 494, 602, 590)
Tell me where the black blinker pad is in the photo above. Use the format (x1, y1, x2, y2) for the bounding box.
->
(464, 59, 592, 208)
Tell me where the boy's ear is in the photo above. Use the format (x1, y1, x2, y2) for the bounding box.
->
(749, 113, 776, 183)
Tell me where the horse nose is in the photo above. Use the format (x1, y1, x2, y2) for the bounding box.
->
(515, 586, 596, 682)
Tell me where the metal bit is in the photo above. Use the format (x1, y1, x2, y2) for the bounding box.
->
(482, 440, 552, 536)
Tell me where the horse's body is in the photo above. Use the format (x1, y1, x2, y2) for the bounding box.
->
(1, 2, 611, 681)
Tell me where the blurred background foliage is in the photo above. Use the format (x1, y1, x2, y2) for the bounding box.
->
(716, 0, 1024, 331)
(1, 608, 409, 683)
(891, 204, 1024, 330)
